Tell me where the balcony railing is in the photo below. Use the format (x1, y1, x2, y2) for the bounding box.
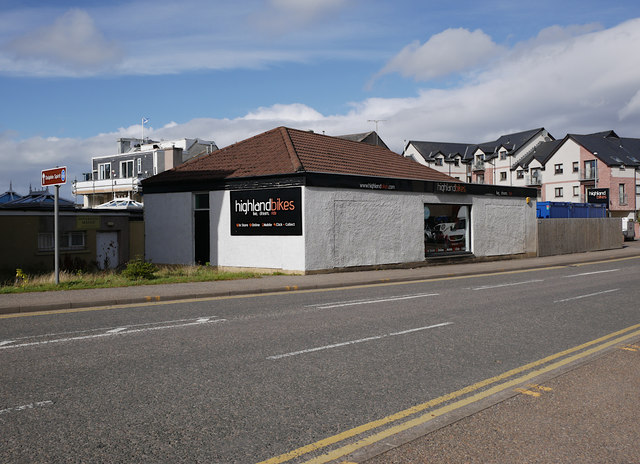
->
(73, 177, 141, 195)
(525, 175, 542, 186)
(579, 169, 596, 181)
(472, 161, 485, 171)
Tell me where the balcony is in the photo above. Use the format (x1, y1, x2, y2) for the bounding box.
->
(73, 177, 141, 195)
(472, 161, 485, 171)
(525, 175, 542, 186)
(579, 169, 596, 181)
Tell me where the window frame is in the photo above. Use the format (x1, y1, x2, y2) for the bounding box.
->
(98, 162, 111, 180)
(554, 163, 563, 175)
(554, 187, 563, 198)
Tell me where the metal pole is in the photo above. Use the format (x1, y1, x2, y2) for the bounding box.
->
(54, 185, 60, 284)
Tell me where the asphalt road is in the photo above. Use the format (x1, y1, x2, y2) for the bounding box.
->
(1, 257, 639, 463)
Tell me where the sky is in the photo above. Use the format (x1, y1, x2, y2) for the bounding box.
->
(2, 0, 640, 199)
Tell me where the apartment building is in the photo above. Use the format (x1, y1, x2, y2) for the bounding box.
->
(403, 128, 553, 185)
(73, 137, 218, 208)
(518, 131, 640, 221)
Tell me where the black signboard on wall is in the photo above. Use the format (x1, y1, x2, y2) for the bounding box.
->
(231, 187, 302, 235)
(587, 188, 609, 205)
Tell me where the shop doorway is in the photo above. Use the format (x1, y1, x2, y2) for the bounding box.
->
(194, 193, 210, 265)
(424, 204, 470, 256)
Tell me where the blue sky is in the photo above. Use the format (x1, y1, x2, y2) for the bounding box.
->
(2, 0, 640, 198)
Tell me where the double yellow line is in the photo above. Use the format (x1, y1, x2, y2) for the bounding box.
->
(259, 323, 640, 464)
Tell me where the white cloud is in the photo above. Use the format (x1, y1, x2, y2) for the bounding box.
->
(376, 28, 505, 82)
(6, 9, 122, 74)
(242, 103, 325, 121)
(4, 18, 640, 199)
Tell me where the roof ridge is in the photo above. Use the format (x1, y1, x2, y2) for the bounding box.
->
(279, 127, 304, 172)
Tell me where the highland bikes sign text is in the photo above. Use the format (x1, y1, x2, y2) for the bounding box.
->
(231, 187, 302, 236)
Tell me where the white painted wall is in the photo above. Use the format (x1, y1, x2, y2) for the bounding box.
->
(145, 192, 193, 264)
(304, 187, 537, 270)
(215, 189, 306, 271)
(304, 188, 424, 270)
(471, 197, 537, 256)
(543, 139, 581, 201)
(145, 186, 538, 271)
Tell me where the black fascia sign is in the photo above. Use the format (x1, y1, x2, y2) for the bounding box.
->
(231, 187, 302, 236)
(587, 188, 609, 205)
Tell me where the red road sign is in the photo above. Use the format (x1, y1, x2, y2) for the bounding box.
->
(41, 166, 67, 186)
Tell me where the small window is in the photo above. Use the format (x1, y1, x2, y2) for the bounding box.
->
(435, 158, 443, 166)
(98, 163, 111, 180)
(38, 233, 54, 250)
(500, 151, 507, 160)
(516, 170, 524, 179)
(620, 184, 627, 205)
(555, 187, 563, 198)
(65, 232, 86, 249)
(573, 186, 579, 197)
(137, 158, 142, 174)
(120, 160, 134, 178)
(500, 171, 507, 181)
(555, 164, 563, 175)
(636, 185, 640, 195)
(453, 159, 460, 166)
(572, 162, 579, 172)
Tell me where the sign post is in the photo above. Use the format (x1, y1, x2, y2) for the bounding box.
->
(42, 166, 67, 284)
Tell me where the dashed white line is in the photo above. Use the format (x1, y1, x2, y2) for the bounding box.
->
(267, 322, 452, 360)
(563, 269, 619, 278)
(0, 400, 53, 415)
(471, 279, 544, 290)
(309, 293, 439, 309)
(554, 288, 620, 303)
(0, 340, 15, 346)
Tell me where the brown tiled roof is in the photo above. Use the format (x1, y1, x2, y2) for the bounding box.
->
(144, 127, 457, 185)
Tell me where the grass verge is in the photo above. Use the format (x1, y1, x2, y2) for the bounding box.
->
(1, 265, 268, 294)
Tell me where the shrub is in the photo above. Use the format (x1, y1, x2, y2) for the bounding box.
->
(122, 258, 158, 280)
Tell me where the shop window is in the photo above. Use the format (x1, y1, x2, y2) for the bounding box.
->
(424, 204, 470, 256)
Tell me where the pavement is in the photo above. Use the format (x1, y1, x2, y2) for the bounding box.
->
(2, 242, 640, 315)
(2, 243, 640, 463)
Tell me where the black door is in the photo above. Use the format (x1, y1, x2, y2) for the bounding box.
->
(194, 210, 210, 265)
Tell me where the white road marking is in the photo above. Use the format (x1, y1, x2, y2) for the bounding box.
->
(309, 293, 439, 310)
(471, 279, 544, 290)
(106, 327, 127, 334)
(0, 340, 15, 346)
(0, 400, 53, 415)
(554, 288, 619, 303)
(564, 269, 619, 278)
(2, 316, 221, 343)
(0, 317, 226, 351)
(267, 322, 452, 360)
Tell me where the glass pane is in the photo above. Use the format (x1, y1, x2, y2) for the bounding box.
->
(195, 193, 209, 209)
(425, 204, 469, 256)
